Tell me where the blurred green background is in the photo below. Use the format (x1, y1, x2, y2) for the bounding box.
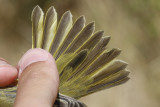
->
(0, 0, 160, 107)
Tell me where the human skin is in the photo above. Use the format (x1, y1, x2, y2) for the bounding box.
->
(0, 48, 59, 107)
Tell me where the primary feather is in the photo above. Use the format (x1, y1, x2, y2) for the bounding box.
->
(0, 5, 129, 107)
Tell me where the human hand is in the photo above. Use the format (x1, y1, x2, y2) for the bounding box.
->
(0, 48, 59, 107)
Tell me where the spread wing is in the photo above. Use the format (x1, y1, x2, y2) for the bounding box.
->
(32, 5, 129, 99)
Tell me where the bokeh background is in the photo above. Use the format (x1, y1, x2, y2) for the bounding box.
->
(0, 0, 160, 107)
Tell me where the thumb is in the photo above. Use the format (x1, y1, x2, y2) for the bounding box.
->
(14, 48, 59, 107)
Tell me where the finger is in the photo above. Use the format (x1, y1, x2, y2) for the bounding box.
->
(14, 48, 59, 107)
(0, 58, 18, 87)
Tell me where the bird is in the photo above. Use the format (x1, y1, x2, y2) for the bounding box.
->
(0, 5, 130, 107)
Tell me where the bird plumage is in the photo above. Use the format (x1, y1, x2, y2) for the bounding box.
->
(0, 5, 129, 107)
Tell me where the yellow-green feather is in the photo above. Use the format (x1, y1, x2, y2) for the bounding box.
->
(32, 5, 44, 48)
(42, 6, 57, 51)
